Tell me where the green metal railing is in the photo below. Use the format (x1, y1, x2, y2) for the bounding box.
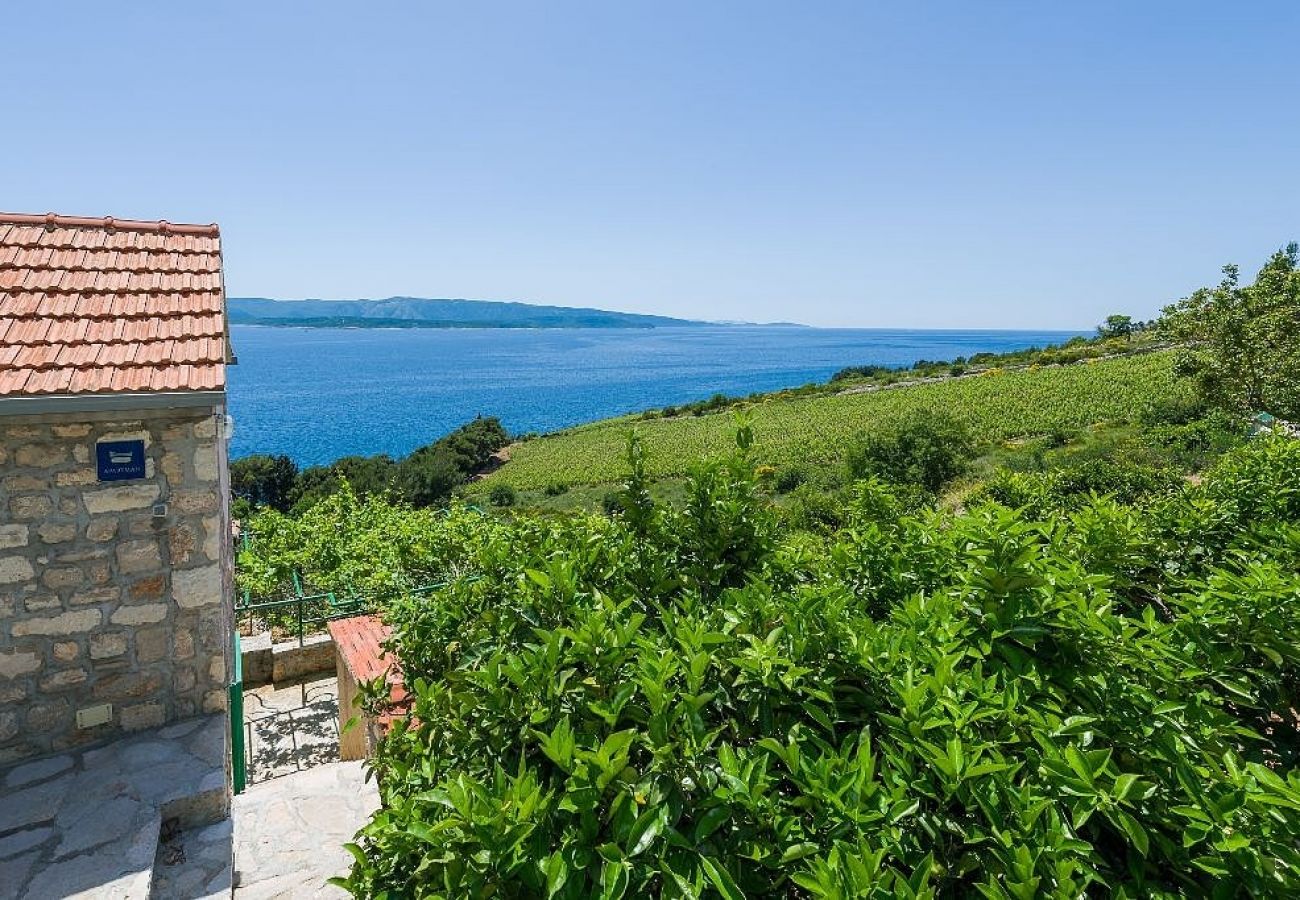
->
(234, 580, 455, 645)
(229, 629, 246, 794)
(227, 515, 484, 787)
(231, 508, 483, 647)
(227, 576, 464, 791)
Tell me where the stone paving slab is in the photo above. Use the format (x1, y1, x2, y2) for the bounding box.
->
(0, 714, 229, 899)
(232, 760, 378, 898)
(152, 817, 234, 899)
(242, 674, 340, 784)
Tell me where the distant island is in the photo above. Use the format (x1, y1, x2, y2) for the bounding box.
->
(229, 296, 727, 329)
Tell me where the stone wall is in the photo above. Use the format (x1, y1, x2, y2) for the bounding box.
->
(0, 407, 232, 764)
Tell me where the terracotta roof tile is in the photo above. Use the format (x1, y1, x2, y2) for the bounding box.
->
(0, 211, 229, 398)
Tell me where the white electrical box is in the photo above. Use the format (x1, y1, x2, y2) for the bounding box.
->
(76, 704, 113, 729)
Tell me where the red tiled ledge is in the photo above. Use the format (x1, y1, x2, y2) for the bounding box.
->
(327, 615, 411, 761)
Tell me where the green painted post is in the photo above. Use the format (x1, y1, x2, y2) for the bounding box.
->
(230, 630, 246, 794)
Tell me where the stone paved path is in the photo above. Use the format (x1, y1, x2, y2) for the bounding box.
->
(232, 759, 378, 898)
(152, 816, 235, 899)
(0, 714, 229, 899)
(242, 674, 340, 784)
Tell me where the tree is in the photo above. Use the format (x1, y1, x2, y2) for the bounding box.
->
(1098, 314, 1135, 339)
(291, 455, 396, 511)
(394, 416, 510, 507)
(229, 453, 299, 512)
(1161, 243, 1300, 419)
(844, 409, 975, 492)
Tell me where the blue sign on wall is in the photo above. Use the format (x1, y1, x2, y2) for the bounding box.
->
(96, 440, 147, 482)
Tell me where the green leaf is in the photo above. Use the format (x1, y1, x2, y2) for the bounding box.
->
(700, 856, 746, 900)
(628, 805, 668, 857)
(341, 842, 366, 867)
(1112, 773, 1144, 803)
(544, 851, 568, 898)
(693, 806, 730, 842)
(600, 859, 629, 900)
(779, 842, 820, 864)
(1107, 808, 1149, 856)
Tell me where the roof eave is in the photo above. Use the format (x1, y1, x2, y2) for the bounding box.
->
(0, 390, 226, 418)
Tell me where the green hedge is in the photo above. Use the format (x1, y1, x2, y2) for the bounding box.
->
(330, 434, 1300, 898)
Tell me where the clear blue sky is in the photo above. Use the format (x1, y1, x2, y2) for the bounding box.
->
(5, 2, 1296, 328)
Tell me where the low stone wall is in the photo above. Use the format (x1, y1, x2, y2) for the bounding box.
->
(0, 408, 232, 764)
(240, 632, 336, 687)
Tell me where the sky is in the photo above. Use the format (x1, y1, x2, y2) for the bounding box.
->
(4, 2, 1297, 328)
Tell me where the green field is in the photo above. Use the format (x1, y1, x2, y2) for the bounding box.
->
(475, 351, 1179, 490)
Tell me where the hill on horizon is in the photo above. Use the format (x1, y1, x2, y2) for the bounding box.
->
(228, 296, 716, 329)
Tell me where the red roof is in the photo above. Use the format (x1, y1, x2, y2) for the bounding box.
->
(0, 212, 229, 397)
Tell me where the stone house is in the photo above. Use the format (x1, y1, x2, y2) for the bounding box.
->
(0, 211, 234, 766)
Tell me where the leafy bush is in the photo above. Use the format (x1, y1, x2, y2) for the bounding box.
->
(288, 417, 510, 512)
(332, 434, 1300, 898)
(978, 457, 1181, 513)
(772, 463, 808, 494)
(830, 364, 893, 382)
(1143, 410, 1243, 470)
(489, 483, 517, 507)
(844, 409, 974, 492)
(237, 485, 495, 600)
(229, 453, 299, 512)
(1161, 243, 1300, 419)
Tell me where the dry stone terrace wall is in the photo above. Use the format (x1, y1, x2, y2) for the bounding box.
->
(0, 409, 232, 764)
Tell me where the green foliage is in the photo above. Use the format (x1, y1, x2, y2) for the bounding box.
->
(489, 483, 518, 507)
(829, 363, 893, 382)
(1097, 313, 1135, 339)
(844, 409, 974, 492)
(1162, 243, 1300, 419)
(293, 453, 398, 510)
(978, 456, 1181, 516)
(323, 432, 1300, 898)
(399, 416, 512, 507)
(288, 416, 510, 511)
(771, 464, 808, 494)
(237, 484, 498, 600)
(475, 352, 1179, 492)
(229, 453, 299, 512)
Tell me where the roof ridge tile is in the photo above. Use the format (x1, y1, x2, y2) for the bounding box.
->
(0, 211, 219, 236)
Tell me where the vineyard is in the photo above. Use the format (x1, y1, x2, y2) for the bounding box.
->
(473, 351, 1179, 491)
(229, 343, 1300, 896)
(226, 228, 1299, 899)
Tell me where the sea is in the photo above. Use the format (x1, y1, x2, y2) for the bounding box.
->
(226, 325, 1087, 466)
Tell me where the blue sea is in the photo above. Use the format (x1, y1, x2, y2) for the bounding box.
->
(226, 325, 1086, 466)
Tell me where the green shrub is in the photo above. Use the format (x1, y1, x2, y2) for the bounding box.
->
(489, 483, 517, 507)
(544, 482, 570, 497)
(782, 482, 848, 533)
(772, 464, 808, 494)
(979, 457, 1180, 512)
(331, 435, 1300, 898)
(844, 409, 975, 492)
(288, 417, 510, 512)
(230, 453, 299, 512)
(1144, 410, 1243, 470)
